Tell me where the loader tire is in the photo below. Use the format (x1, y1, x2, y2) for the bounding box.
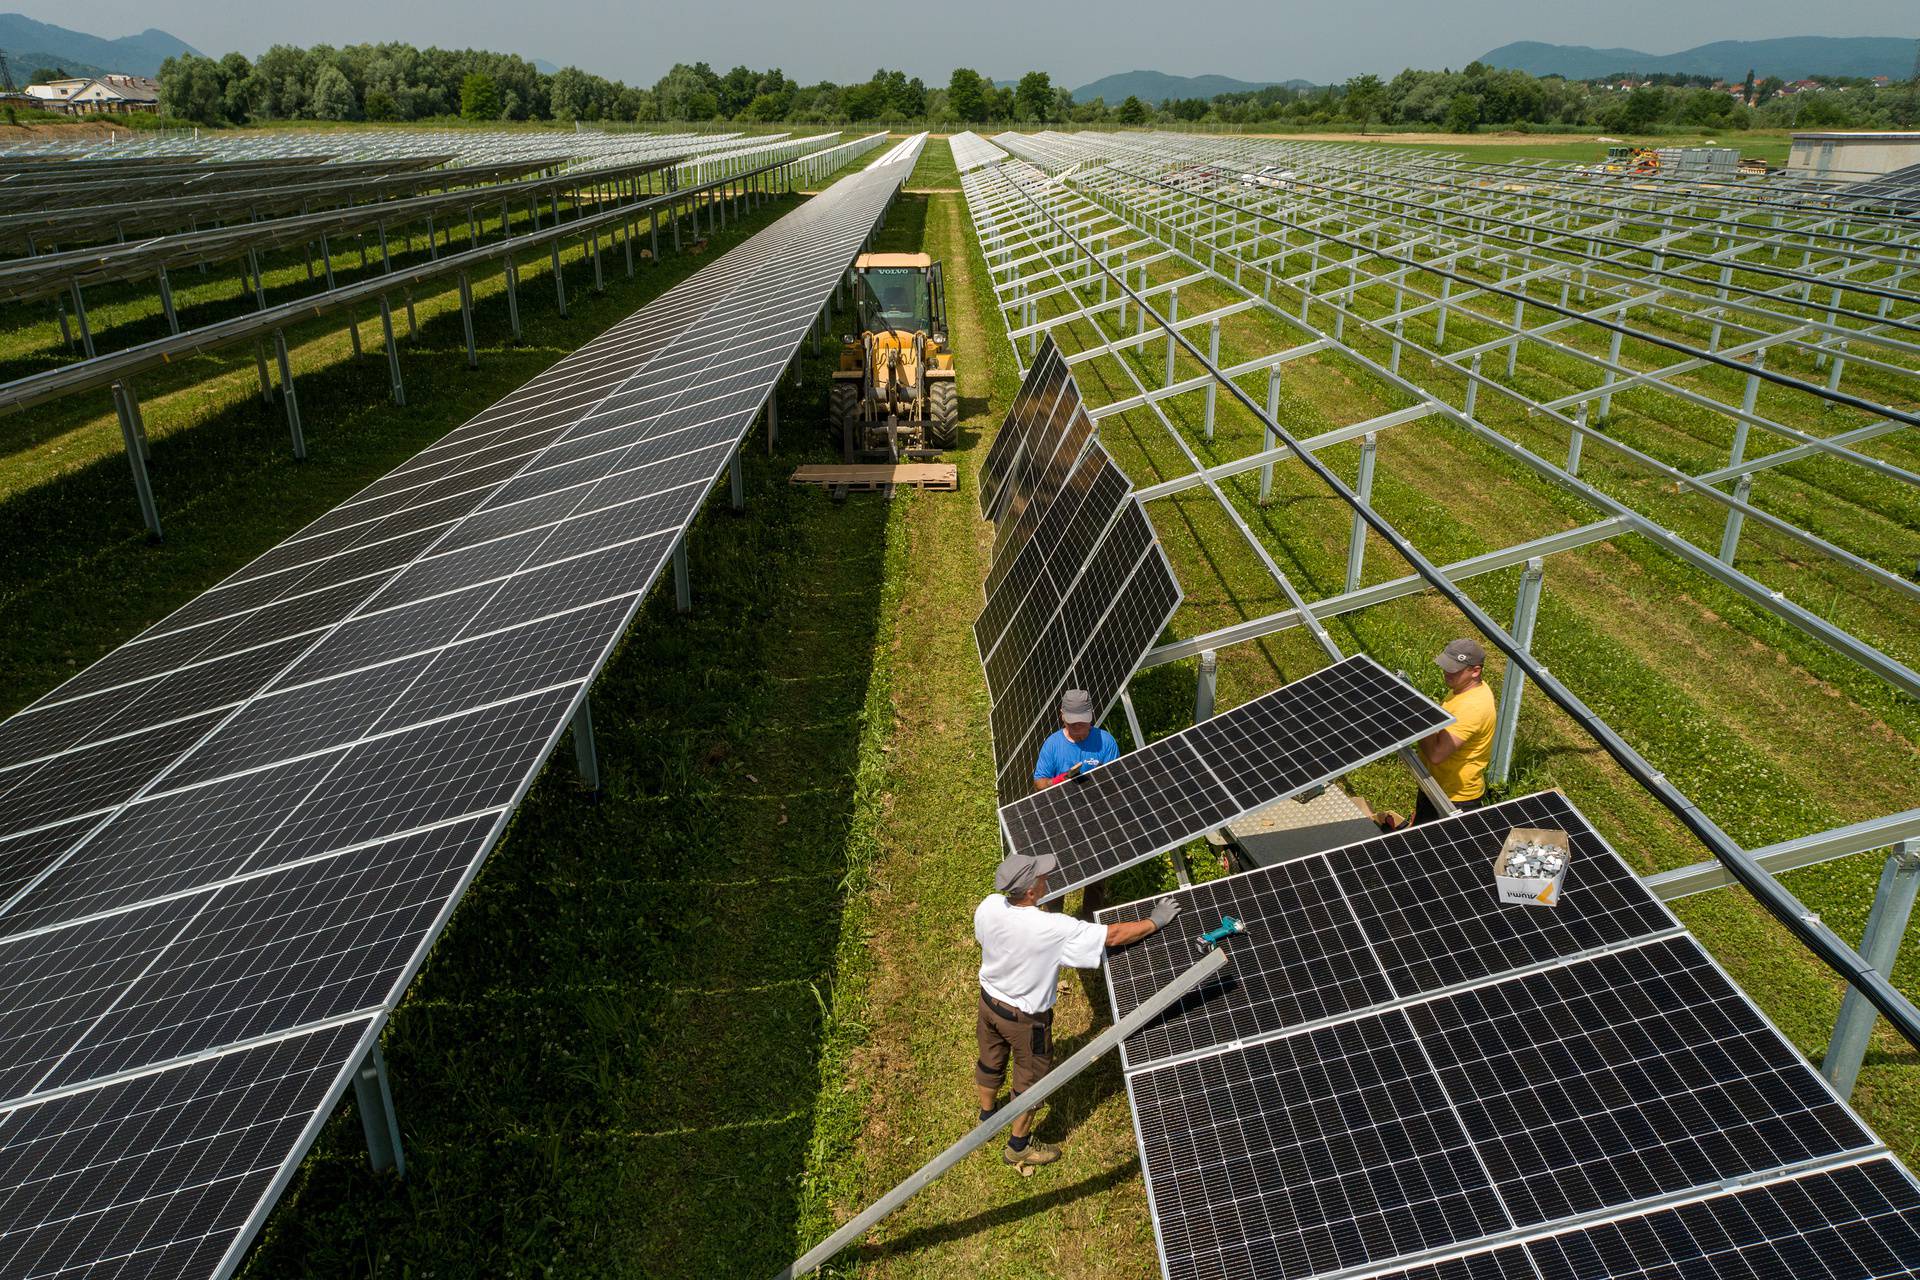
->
(927, 380, 959, 451)
(831, 383, 860, 462)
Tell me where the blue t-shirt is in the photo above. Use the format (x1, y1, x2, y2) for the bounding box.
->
(1034, 727, 1120, 781)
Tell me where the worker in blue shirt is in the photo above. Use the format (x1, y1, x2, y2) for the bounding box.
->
(1033, 689, 1120, 791)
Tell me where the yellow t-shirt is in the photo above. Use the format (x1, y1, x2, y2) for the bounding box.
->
(1431, 682, 1496, 802)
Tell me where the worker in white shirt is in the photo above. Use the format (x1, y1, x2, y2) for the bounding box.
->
(973, 850, 1181, 1168)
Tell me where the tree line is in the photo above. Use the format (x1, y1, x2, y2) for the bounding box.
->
(155, 44, 1919, 131)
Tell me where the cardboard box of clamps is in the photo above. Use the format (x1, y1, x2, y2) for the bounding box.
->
(1492, 827, 1571, 908)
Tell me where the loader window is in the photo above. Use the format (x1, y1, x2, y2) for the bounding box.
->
(859, 268, 931, 333)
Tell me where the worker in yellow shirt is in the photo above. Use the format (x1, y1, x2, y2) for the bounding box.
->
(1415, 637, 1497, 825)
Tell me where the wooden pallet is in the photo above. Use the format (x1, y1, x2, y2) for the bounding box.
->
(790, 463, 958, 497)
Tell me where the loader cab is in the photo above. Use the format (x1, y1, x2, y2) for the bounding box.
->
(851, 253, 947, 340)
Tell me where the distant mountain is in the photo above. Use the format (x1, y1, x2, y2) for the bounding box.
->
(532, 58, 560, 75)
(0, 13, 198, 79)
(1480, 37, 1915, 83)
(1071, 70, 1301, 104)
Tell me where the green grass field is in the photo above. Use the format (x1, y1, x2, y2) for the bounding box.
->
(0, 132, 1912, 1278)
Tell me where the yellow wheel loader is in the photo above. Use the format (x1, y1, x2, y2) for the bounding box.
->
(830, 253, 959, 462)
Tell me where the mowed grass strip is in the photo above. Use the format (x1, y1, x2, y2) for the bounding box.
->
(797, 163, 1161, 1279)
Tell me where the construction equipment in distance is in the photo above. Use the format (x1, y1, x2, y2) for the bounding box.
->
(831, 252, 959, 461)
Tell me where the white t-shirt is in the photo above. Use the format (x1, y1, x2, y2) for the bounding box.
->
(974, 893, 1109, 1014)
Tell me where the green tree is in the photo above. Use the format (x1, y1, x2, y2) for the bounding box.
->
(741, 92, 787, 122)
(1015, 70, 1053, 122)
(948, 67, 987, 122)
(1620, 85, 1664, 130)
(1741, 68, 1755, 106)
(157, 54, 229, 125)
(460, 71, 501, 121)
(310, 63, 357, 120)
(363, 88, 397, 120)
(1343, 73, 1384, 134)
(1445, 91, 1482, 133)
(1116, 94, 1148, 125)
(654, 63, 720, 120)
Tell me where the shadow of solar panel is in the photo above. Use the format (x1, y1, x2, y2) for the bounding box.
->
(0, 1019, 369, 1280)
(1409, 938, 1870, 1229)
(1130, 1010, 1510, 1280)
(1006, 656, 1444, 896)
(1330, 791, 1680, 997)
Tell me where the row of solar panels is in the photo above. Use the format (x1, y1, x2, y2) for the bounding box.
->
(0, 135, 926, 1279)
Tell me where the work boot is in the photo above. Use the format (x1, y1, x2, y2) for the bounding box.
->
(1003, 1139, 1061, 1169)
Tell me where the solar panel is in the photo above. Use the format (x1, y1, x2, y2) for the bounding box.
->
(1105, 790, 1901, 1280)
(979, 334, 1069, 526)
(988, 499, 1182, 806)
(974, 443, 1131, 668)
(0, 137, 928, 1280)
(1100, 792, 1678, 1071)
(1003, 655, 1448, 897)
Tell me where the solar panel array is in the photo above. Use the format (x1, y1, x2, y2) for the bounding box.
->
(0, 134, 926, 1280)
(1001, 655, 1449, 899)
(949, 132, 1010, 175)
(1097, 791, 1920, 1280)
(974, 339, 1185, 805)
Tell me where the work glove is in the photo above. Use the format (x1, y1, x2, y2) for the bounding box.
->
(1148, 897, 1182, 930)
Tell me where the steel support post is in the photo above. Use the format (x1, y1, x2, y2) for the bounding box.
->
(156, 267, 178, 335)
(552, 242, 568, 316)
(1193, 649, 1218, 723)
(1822, 841, 1920, 1099)
(1344, 433, 1377, 594)
(730, 448, 744, 512)
(1464, 353, 1481, 418)
(1203, 318, 1221, 440)
(1164, 287, 1179, 387)
(1259, 362, 1281, 503)
(1565, 405, 1587, 476)
(767, 384, 780, 455)
(272, 330, 305, 460)
(379, 296, 405, 406)
(1718, 474, 1753, 565)
(457, 272, 478, 369)
(1488, 558, 1546, 787)
(504, 261, 523, 342)
(353, 1042, 406, 1177)
(110, 381, 161, 539)
(673, 536, 692, 613)
(571, 698, 601, 793)
(69, 282, 95, 358)
(1597, 328, 1625, 419)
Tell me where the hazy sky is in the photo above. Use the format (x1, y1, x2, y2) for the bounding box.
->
(38, 0, 1920, 86)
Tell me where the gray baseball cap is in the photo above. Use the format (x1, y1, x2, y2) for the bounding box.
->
(1059, 689, 1095, 723)
(1436, 637, 1487, 673)
(996, 851, 1060, 895)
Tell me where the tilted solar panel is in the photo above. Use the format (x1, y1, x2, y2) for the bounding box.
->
(1004, 655, 1448, 898)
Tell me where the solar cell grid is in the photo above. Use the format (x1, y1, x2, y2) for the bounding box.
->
(1100, 791, 1679, 1071)
(1130, 1010, 1511, 1280)
(0, 1019, 370, 1280)
(1409, 938, 1870, 1229)
(1330, 792, 1681, 998)
(988, 398, 1095, 589)
(979, 334, 1062, 519)
(1366, 1158, 1920, 1280)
